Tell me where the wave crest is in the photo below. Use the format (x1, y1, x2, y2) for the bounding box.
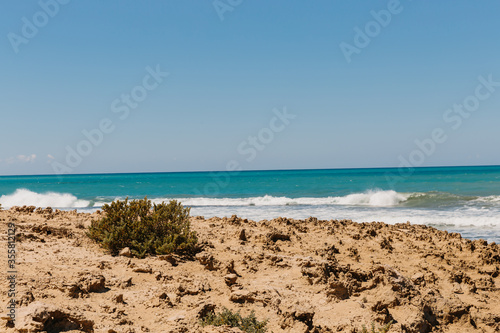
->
(150, 190, 410, 207)
(2, 189, 499, 210)
(0, 189, 90, 208)
(333, 190, 409, 206)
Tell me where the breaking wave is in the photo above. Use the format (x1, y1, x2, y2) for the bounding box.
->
(2, 189, 500, 211)
(0, 189, 90, 208)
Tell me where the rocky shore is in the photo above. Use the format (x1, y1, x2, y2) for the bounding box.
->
(1, 207, 499, 332)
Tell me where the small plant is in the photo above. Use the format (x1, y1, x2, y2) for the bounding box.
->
(87, 197, 198, 258)
(359, 321, 393, 333)
(201, 307, 268, 333)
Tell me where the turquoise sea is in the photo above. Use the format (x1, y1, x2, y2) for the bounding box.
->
(1, 166, 500, 243)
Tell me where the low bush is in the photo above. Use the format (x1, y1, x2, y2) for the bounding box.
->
(87, 197, 198, 258)
(359, 321, 393, 333)
(201, 307, 267, 333)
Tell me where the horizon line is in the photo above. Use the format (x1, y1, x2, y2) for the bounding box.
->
(1, 163, 500, 178)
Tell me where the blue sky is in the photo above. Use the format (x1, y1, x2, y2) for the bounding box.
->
(1, 0, 500, 175)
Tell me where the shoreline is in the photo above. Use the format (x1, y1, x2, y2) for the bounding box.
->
(9, 205, 500, 244)
(1, 207, 499, 332)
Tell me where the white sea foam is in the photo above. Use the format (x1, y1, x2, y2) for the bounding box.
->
(1, 188, 499, 241)
(2, 189, 499, 212)
(149, 190, 411, 208)
(0, 189, 411, 209)
(0, 189, 90, 208)
(332, 190, 409, 206)
(473, 195, 500, 203)
(188, 205, 500, 230)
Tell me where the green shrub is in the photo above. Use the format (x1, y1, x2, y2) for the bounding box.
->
(87, 198, 198, 258)
(201, 308, 267, 333)
(359, 321, 393, 333)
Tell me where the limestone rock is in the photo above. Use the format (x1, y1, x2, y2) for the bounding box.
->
(224, 274, 238, 286)
(280, 305, 315, 331)
(196, 252, 219, 271)
(119, 247, 132, 257)
(239, 229, 247, 241)
(120, 277, 133, 288)
(230, 289, 255, 303)
(196, 302, 216, 319)
(133, 264, 152, 273)
(15, 302, 93, 333)
(113, 294, 125, 304)
(67, 273, 106, 298)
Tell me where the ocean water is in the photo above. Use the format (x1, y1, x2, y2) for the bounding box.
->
(1, 166, 500, 243)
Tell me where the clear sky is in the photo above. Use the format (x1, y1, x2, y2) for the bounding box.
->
(1, 0, 500, 175)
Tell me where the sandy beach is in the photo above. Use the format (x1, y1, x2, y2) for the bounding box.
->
(1, 206, 499, 333)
